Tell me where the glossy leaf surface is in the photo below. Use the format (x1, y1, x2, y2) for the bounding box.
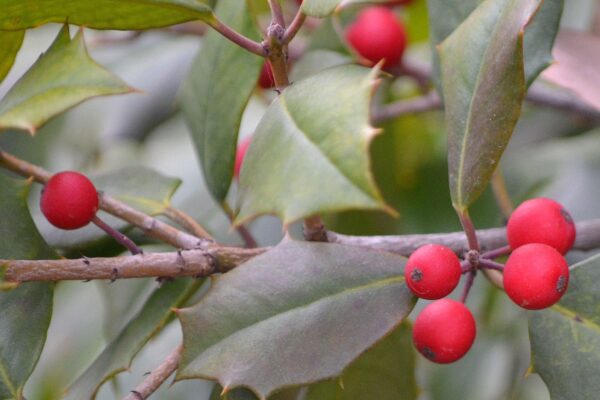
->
(182, 0, 262, 202)
(0, 26, 132, 134)
(236, 65, 390, 226)
(65, 279, 202, 400)
(0, 0, 213, 30)
(529, 254, 600, 400)
(177, 239, 414, 399)
(440, 0, 542, 210)
(0, 175, 55, 398)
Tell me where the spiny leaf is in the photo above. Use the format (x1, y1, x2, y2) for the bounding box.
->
(176, 238, 415, 399)
(0, 174, 56, 398)
(529, 253, 600, 400)
(0, 0, 214, 30)
(182, 0, 262, 203)
(0, 30, 24, 84)
(65, 279, 203, 400)
(305, 322, 417, 400)
(0, 25, 132, 134)
(440, 0, 542, 211)
(236, 65, 392, 226)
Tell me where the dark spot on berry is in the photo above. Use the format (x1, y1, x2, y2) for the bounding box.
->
(556, 275, 567, 293)
(410, 268, 423, 282)
(421, 347, 436, 360)
(561, 208, 573, 224)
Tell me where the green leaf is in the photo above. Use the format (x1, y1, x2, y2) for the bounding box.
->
(65, 278, 203, 400)
(181, 0, 262, 203)
(305, 322, 417, 400)
(0, 30, 24, 84)
(0, 174, 56, 398)
(210, 385, 300, 400)
(0, 25, 132, 134)
(440, 0, 542, 211)
(529, 253, 600, 400)
(176, 238, 415, 399)
(300, 0, 340, 17)
(236, 65, 392, 226)
(0, 0, 214, 30)
(427, 0, 563, 88)
(94, 166, 181, 215)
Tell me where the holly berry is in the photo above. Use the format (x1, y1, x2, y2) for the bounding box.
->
(413, 299, 476, 364)
(507, 197, 576, 254)
(258, 62, 275, 89)
(40, 171, 99, 230)
(234, 136, 252, 179)
(345, 7, 407, 68)
(503, 243, 569, 310)
(405, 244, 461, 299)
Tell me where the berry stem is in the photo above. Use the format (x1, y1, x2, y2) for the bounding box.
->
(460, 270, 476, 303)
(92, 216, 143, 255)
(481, 245, 511, 260)
(479, 259, 505, 272)
(206, 18, 266, 57)
(457, 209, 480, 252)
(460, 259, 472, 274)
(283, 8, 307, 44)
(222, 202, 258, 248)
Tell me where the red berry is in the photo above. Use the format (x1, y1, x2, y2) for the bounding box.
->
(503, 243, 569, 310)
(234, 136, 252, 179)
(258, 62, 275, 89)
(405, 244, 461, 299)
(345, 7, 407, 68)
(413, 299, 476, 364)
(40, 171, 99, 230)
(507, 197, 576, 254)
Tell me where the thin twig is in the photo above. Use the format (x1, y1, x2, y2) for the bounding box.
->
(460, 271, 476, 303)
(122, 344, 183, 400)
(268, 0, 286, 28)
(372, 91, 442, 125)
(479, 259, 505, 272)
(92, 216, 143, 255)
(0, 150, 206, 250)
(328, 218, 600, 256)
(2, 247, 266, 283)
(481, 245, 511, 260)
(207, 18, 266, 57)
(283, 10, 306, 44)
(222, 203, 258, 248)
(162, 206, 213, 240)
(526, 83, 600, 122)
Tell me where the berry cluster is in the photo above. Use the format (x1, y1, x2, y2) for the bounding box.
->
(407, 198, 575, 364)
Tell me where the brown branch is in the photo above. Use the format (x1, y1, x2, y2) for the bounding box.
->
(2, 247, 266, 283)
(207, 18, 266, 57)
(162, 206, 213, 240)
(122, 344, 182, 400)
(526, 83, 600, 122)
(283, 10, 306, 44)
(328, 218, 600, 256)
(303, 215, 328, 242)
(372, 91, 442, 125)
(0, 149, 206, 250)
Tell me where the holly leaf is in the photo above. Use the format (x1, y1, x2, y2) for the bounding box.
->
(176, 239, 415, 399)
(440, 0, 543, 211)
(428, 0, 563, 89)
(529, 253, 600, 399)
(65, 279, 203, 400)
(300, 0, 398, 17)
(236, 65, 392, 226)
(0, 25, 133, 134)
(0, 174, 56, 398)
(0, 0, 214, 30)
(94, 166, 182, 215)
(182, 0, 262, 203)
(0, 30, 24, 84)
(305, 322, 417, 400)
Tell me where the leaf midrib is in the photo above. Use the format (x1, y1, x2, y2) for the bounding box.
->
(188, 275, 407, 363)
(455, 1, 511, 207)
(551, 303, 600, 337)
(278, 94, 375, 201)
(0, 353, 19, 398)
